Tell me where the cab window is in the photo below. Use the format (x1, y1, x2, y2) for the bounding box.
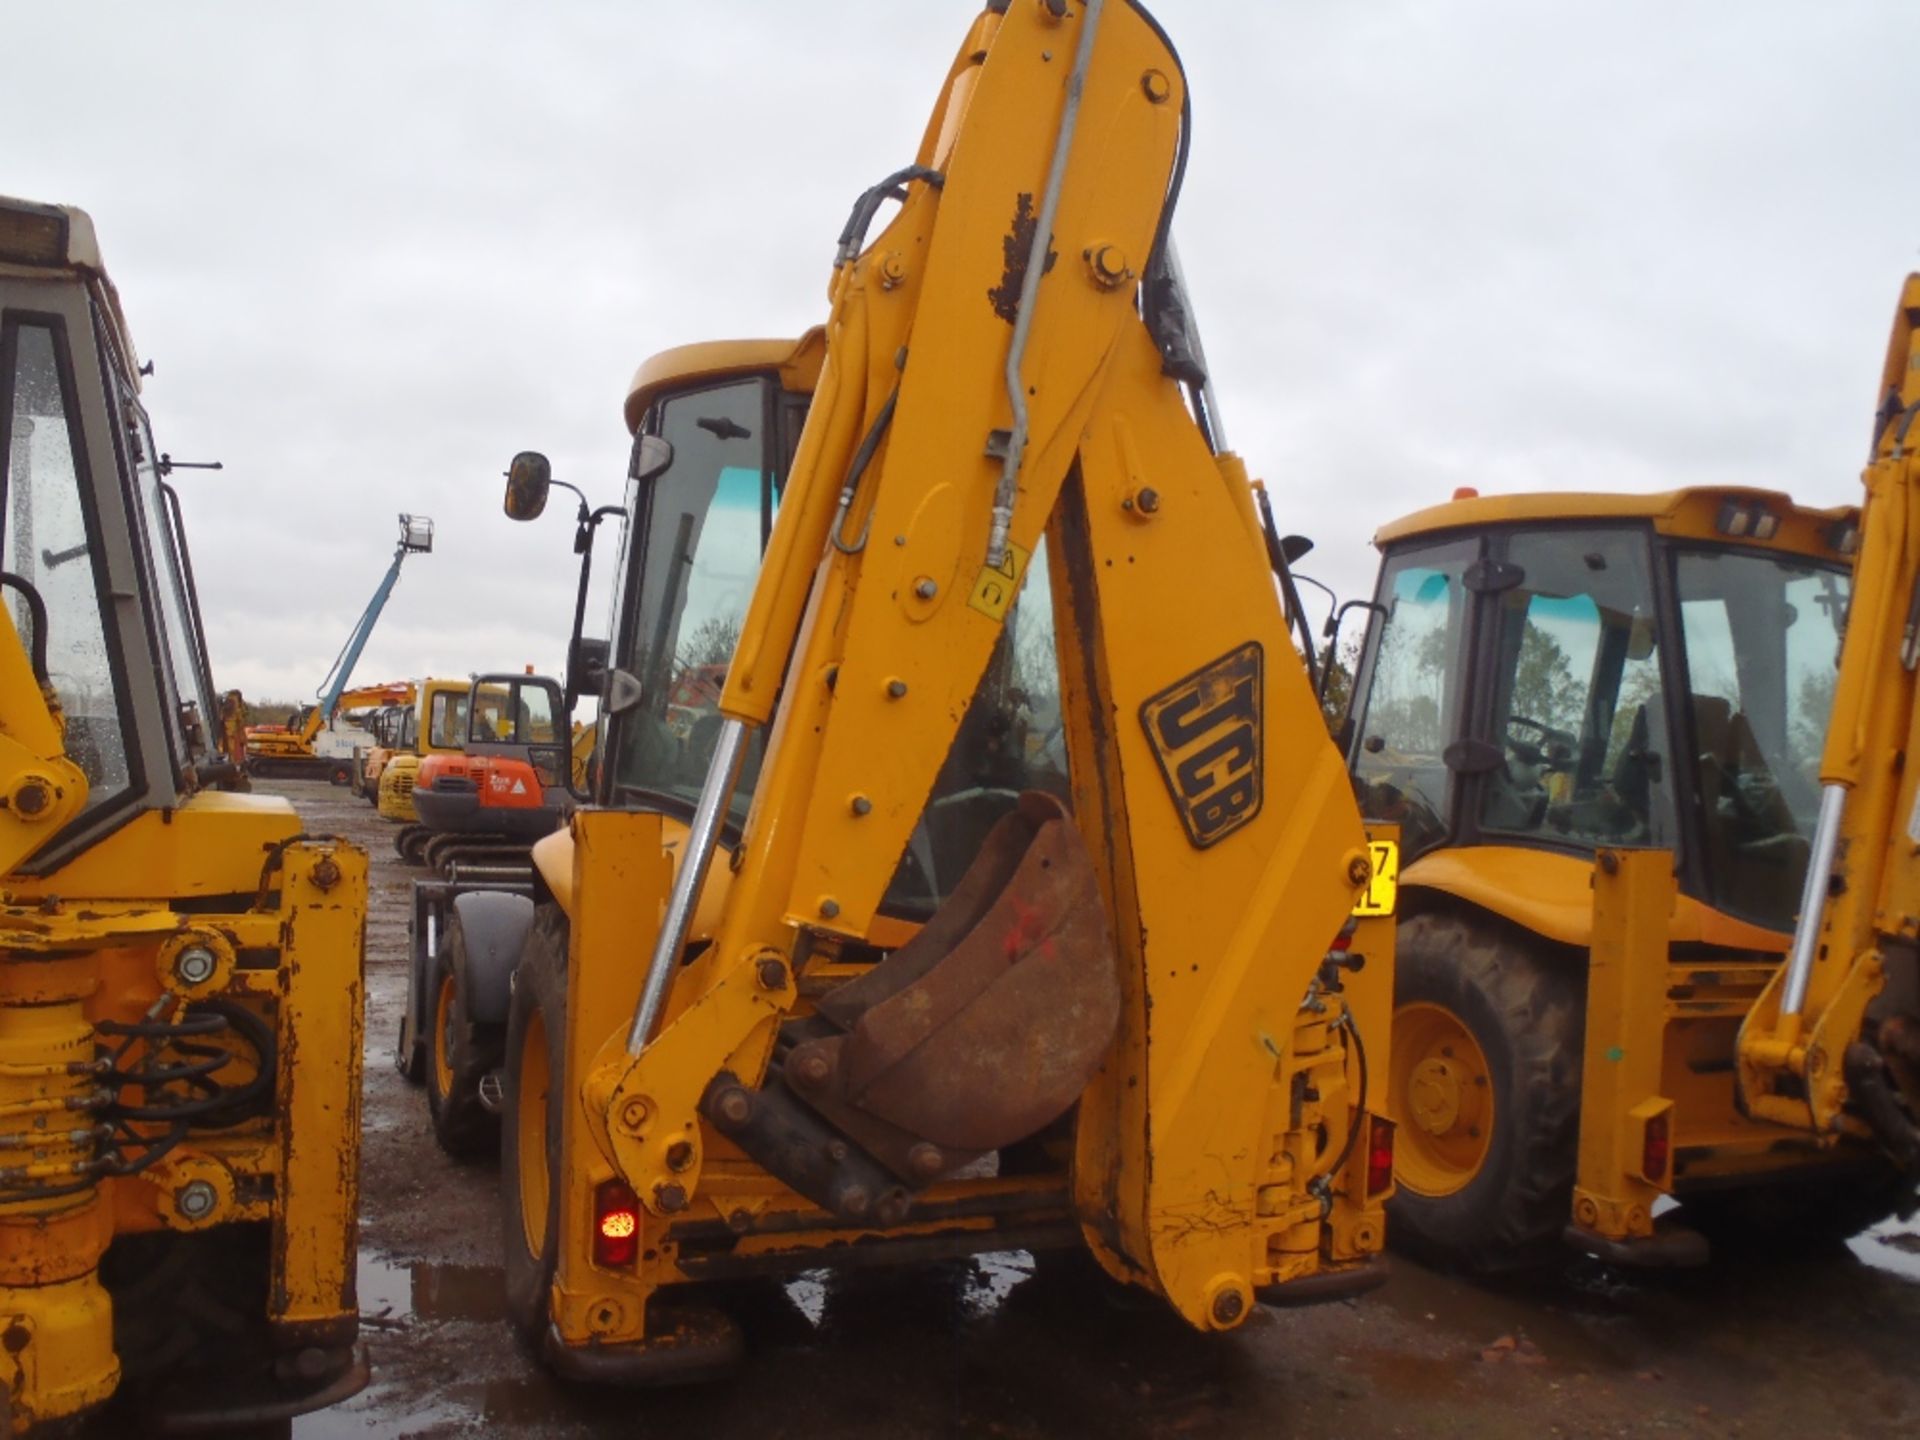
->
(1, 319, 134, 813)
(606, 377, 782, 818)
(429, 691, 467, 749)
(1476, 528, 1674, 851)
(1351, 538, 1475, 858)
(1674, 548, 1849, 928)
(881, 537, 1068, 919)
(120, 385, 216, 764)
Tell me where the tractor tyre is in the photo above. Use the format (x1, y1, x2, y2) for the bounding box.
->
(426, 913, 504, 1159)
(1385, 909, 1584, 1270)
(502, 904, 569, 1344)
(99, 1222, 350, 1432)
(328, 759, 353, 786)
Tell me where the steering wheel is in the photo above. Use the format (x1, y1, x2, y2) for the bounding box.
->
(1504, 715, 1576, 769)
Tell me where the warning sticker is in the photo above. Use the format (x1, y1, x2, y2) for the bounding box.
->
(966, 542, 1032, 621)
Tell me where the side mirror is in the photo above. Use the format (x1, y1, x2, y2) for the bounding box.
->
(505, 451, 552, 521)
(1280, 534, 1314, 565)
(569, 637, 610, 702)
(630, 434, 675, 486)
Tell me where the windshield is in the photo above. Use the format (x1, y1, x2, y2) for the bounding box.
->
(469, 679, 558, 746)
(604, 376, 779, 819)
(1674, 547, 1849, 929)
(2, 318, 134, 815)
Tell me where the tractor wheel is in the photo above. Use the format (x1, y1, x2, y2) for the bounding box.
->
(502, 904, 569, 1343)
(98, 1222, 351, 1432)
(1385, 910, 1584, 1269)
(396, 1008, 426, 1085)
(327, 759, 353, 786)
(426, 913, 504, 1158)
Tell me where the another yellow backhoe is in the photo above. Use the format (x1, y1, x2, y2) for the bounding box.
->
(0, 195, 365, 1431)
(470, 0, 1396, 1382)
(1344, 293, 1920, 1265)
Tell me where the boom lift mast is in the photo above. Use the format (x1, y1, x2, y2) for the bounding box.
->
(244, 512, 433, 780)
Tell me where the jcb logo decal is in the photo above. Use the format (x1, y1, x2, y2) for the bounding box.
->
(1139, 642, 1263, 849)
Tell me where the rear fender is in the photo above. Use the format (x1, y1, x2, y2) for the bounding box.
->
(448, 890, 537, 1025)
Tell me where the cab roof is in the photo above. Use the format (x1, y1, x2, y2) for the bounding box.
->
(623, 329, 826, 434)
(0, 194, 143, 393)
(1374, 485, 1858, 561)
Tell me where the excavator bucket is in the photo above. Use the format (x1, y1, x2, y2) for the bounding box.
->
(707, 794, 1119, 1208)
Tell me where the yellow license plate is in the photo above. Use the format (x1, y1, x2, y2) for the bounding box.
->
(1351, 839, 1399, 916)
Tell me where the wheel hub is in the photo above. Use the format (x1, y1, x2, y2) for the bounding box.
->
(1409, 1056, 1464, 1135)
(1389, 1001, 1496, 1198)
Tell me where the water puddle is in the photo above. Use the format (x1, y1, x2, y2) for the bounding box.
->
(961, 1249, 1035, 1317)
(778, 1249, 1037, 1331)
(1850, 1214, 1920, 1283)
(356, 1250, 508, 1325)
(783, 1268, 830, 1326)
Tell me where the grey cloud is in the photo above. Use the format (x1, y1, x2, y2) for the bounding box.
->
(5, 0, 1914, 695)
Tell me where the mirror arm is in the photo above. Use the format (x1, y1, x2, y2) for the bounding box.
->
(1252, 486, 1320, 695)
(563, 538, 598, 719)
(1317, 598, 1390, 707)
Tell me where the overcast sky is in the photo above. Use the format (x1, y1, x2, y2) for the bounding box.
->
(6, 1, 1916, 703)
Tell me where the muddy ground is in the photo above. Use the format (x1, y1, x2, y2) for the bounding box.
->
(266, 779, 1920, 1440)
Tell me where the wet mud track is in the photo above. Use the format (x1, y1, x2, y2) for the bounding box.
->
(268, 781, 1920, 1439)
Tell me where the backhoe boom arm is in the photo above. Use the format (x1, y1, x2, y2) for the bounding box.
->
(580, 0, 1386, 1333)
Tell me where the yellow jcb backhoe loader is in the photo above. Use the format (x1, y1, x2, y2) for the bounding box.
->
(0, 195, 366, 1431)
(1344, 316, 1916, 1264)
(477, 0, 1396, 1382)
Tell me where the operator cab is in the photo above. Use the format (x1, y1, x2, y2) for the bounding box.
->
(465, 673, 567, 779)
(1345, 489, 1857, 931)
(602, 344, 1067, 920)
(511, 332, 1070, 922)
(0, 196, 231, 870)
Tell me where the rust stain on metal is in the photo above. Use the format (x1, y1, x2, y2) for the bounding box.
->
(987, 192, 1058, 325)
(794, 791, 1119, 1175)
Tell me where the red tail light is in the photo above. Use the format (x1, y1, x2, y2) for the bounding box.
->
(593, 1179, 641, 1267)
(1366, 1116, 1395, 1197)
(1641, 1112, 1670, 1184)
